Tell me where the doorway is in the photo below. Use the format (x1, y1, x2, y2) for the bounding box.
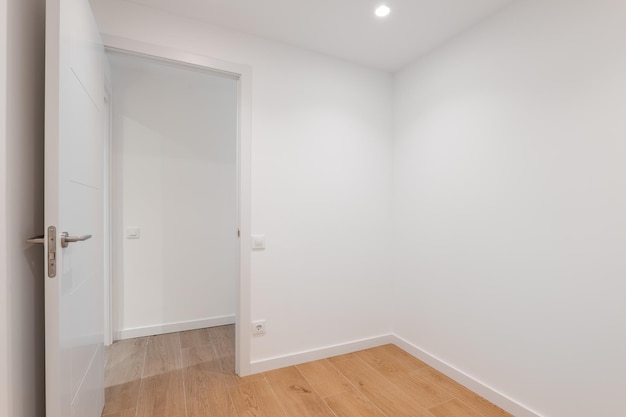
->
(101, 40, 252, 378)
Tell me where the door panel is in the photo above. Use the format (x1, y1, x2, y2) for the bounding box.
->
(45, 0, 105, 416)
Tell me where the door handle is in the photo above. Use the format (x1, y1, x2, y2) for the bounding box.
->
(61, 232, 92, 248)
(26, 235, 45, 244)
(26, 226, 58, 278)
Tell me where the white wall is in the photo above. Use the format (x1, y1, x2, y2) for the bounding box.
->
(92, 0, 394, 362)
(0, 0, 46, 415)
(393, 1, 626, 416)
(109, 52, 239, 337)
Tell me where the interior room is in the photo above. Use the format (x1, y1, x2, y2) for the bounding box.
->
(1, 0, 625, 417)
(108, 51, 238, 340)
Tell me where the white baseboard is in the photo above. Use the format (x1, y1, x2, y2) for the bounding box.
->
(115, 315, 236, 340)
(391, 334, 543, 417)
(249, 334, 395, 374)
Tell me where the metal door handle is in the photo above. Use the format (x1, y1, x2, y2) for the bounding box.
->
(26, 235, 45, 244)
(26, 226, 58, 277)
(61, 232, 92, 248)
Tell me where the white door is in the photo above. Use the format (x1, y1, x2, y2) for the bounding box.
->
(44, 0, 106, 415)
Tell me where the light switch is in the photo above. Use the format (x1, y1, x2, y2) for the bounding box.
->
(251, 234, 265, 250)
(126, 227, 140, 239)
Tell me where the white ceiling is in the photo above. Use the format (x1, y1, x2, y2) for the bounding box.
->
(124, 0, 515, 72)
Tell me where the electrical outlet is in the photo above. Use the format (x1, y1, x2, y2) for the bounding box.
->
(251, 320, 266, 336)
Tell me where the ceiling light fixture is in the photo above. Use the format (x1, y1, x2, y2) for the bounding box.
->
(375, 5, 391, 18)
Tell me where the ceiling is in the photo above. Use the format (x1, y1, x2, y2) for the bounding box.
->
(123, 0, 515, 72)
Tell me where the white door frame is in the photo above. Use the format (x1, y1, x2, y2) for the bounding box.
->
(103, 85, 113, 347)
(102, 35, 252, 376)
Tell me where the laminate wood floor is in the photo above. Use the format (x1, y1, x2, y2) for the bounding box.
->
(103, 325, 512, 417)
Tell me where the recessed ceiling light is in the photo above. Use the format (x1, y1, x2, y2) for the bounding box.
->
(375, 5, 391, 18)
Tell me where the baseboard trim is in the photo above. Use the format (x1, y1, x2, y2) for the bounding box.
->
(391, 334, 543, 417)
(115, 315, 236, 340)
(249, 334, 395, 374)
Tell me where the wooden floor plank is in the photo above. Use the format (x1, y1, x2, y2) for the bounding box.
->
(210, 325, 236, 372)
(264, 366, 336, 417)
(296, 359, 352, 398)
(333, 358, 435, 417)
(182, 344, 221, 369)
(230, 379, 288, 417)
(372, 344, 428, 369)
(460, 394, 513, 417)
(184, 364, 238, 417)
(362, 387, 437, 417)
(105, 338, 148, 387)
(428, 399, 484, 417)
(356, 347, 401, 370)
(143, 333, 182, 378)
(414, 367, 513, 417)
(209, 325, 235, 346)
(324, 389, 387, 417)
(327, 352, 357, 363)
(102, 409, 136, 417)
(136, 370, 186, 417)
(180, 328, 212, 348)
(331, 357, 394, 393)
(103, 380, 141, 415)
(357, 349, 452, 409)
(195, 359, 266, 387)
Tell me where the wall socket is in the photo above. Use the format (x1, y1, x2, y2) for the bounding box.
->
(251, 320, 266, 336)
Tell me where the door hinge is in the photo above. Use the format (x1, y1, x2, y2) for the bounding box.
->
(237, 229, 240, 238)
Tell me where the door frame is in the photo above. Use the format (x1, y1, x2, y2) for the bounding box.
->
(102, 35, 253, 376)
(103, 84, 113, 347)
